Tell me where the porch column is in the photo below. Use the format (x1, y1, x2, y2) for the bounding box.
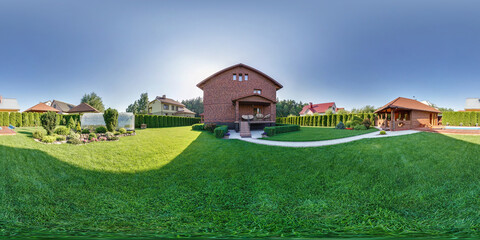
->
(270, 104, 275, 121)
(235, 101, 240, 122)
(391, 109, 395, 131)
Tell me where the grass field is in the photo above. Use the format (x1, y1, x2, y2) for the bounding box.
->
(1, 127, 480, 238)
(262, 126, 378, 141)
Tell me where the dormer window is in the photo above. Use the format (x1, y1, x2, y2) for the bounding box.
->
(244, 74, 248, 80)
(233, 74, 237, 80)
(254, 89, 262, 94)
(239, 74, 243, 81)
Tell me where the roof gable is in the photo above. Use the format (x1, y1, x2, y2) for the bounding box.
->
(51, 100, 76, 112)
(375, 97, 441, 113)
(67, 102, 100, 113)
(24, 102, 59, 112)
(232, 94, 276, 103)
(196, 63, 283, 90)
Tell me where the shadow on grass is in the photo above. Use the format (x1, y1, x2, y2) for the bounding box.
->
(2, 130, 480, 238)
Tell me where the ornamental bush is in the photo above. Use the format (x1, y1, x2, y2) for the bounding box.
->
(103, 108, 119, 132)
(88, 133, 97, 140)
(54, 126, 70, 135)
(354, 124, 367, 130)
(66, 117, 76, 129)
(118, 128, 127, 134)
(336, 121, 345, 129)
(204, 123, 217, 132)
(362, 118, 371, 129)
(67, 138, 83, 145)
(33, 130, 45, 139)
(95, 126, 107, 134)
(41, 136, 56, 143)
(214, 125, 228, 138)
(40, 111, 57, 135)
(76, 122, 82, 133)
(82, 129, 90, 134)
(380, 130, 386, 135)
(56, 135, 66, 141)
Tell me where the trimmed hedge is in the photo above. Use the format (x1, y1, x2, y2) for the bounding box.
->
(264, 124, 300, 136)
(134, 114, 200, 128)
(442, 112, 480, 126)
(214, 125, 228, 138)
(192, 123, 205, 131)
(0, 112, 81, 127)
(276, 113, 376, 128)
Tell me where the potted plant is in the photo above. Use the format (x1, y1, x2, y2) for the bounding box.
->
(223, 132, 230, 139)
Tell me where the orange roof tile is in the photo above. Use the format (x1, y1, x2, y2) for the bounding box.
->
(24, 102, 60, 113)
(375, 97, 441, 113)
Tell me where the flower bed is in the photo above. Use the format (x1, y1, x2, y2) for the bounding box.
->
(33, 129, 136, 145)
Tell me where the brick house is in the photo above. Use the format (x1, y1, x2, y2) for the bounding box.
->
(375, 97, 440, 130)
(197, 63, 283, 133)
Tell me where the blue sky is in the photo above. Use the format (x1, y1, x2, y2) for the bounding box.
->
(1, 0, 480, 111)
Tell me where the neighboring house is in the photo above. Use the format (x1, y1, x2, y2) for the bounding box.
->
(45, 100, 76, 114)
(147, 95, 195, 117)
(197, 63, 283, 132)
(299, 102, 337, 116)
(375, 97, 441, 131)
(24, 102, 59, 113)
(0, 96, 20, 112)
(173, 107, 196, 118)
(67, 102, 100, 114)
(465, 98, 480, 111)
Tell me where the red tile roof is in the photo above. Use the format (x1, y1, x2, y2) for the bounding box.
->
(67, 102, 100, 113)
(299, 102, 335, 115)
(24, 102, 60, 113)
(375, 97, 441, 113)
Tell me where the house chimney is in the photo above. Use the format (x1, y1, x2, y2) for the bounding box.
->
(162, 95, 166, 98)
(309, 102, 313, 108)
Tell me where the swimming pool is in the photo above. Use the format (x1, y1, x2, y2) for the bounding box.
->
(445, 126, 480, 130)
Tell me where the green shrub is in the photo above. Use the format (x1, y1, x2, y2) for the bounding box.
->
(345, 121, 353, 128)
(109, 136, 119, 141)
(380, 130, 386, 135)
(336, 121, 345, 129)
(88, 133, 97, 140)
(41, 136, 56, 143)
(54, 126, 70, 135)
(352, 116, 363, 126)
(104, 108, 119, 132)
(362, 118, 371, 129)
(114, 131, 121, 135)
(40, 111, 57, 135)
(204, 123, 217, 132)
(95, 126, 107, 133)
(192, 123, 205, 131)
(68, 132, 80, 140)
(76, 122, 82, 133)
(118, 128, 127, 134)
(264, 127, 276, 136)
(127, 131, 134, 134)
(82, 129, 90, 134)
(32, 130, 45, 139)
(67, 138, 83, 145)
(214, 125, 228, 138)
(56, 135, 66, 141)
(106, 132, 114, 138)
(66, 117, 76, 129)
(354, 124, 367, 130)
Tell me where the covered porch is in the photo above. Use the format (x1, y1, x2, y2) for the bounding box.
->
(232, 94, 276, 132)
(376, 108, 413, 131)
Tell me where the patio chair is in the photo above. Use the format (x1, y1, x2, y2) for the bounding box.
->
(255, 113, 264, 120)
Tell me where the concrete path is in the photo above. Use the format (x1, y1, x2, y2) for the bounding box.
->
(228, 129, 420, 148)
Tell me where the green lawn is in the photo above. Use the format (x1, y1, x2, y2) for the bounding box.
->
(262, 126, 378, 141)
(2, 127, 480, 238)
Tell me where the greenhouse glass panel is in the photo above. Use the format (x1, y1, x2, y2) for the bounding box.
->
(118, 113, 135, 130)
(81, 113, 106, 129)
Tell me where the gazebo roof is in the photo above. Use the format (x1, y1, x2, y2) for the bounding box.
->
(24, 102, 60, 113)
(375, 97, 441, 113)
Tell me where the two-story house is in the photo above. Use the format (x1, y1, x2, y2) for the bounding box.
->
(197, 63, 283, 135)
(148, 95, 195, 117)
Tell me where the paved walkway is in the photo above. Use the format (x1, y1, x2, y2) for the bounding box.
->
(228, 129, 420, 148)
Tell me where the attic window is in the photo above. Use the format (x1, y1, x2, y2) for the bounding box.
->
(245, 74, 248, 80)
(233, 74, 237, 80)
(254, 89, 262, 94)
(239, 74, 243, 81)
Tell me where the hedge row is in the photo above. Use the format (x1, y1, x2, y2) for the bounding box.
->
(0, 112, 81, 127)
(442, 112, 480, 126)
(276, 113, 376, 127)
(134, 114, 201, 128)
(264, 124, 300, 136)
